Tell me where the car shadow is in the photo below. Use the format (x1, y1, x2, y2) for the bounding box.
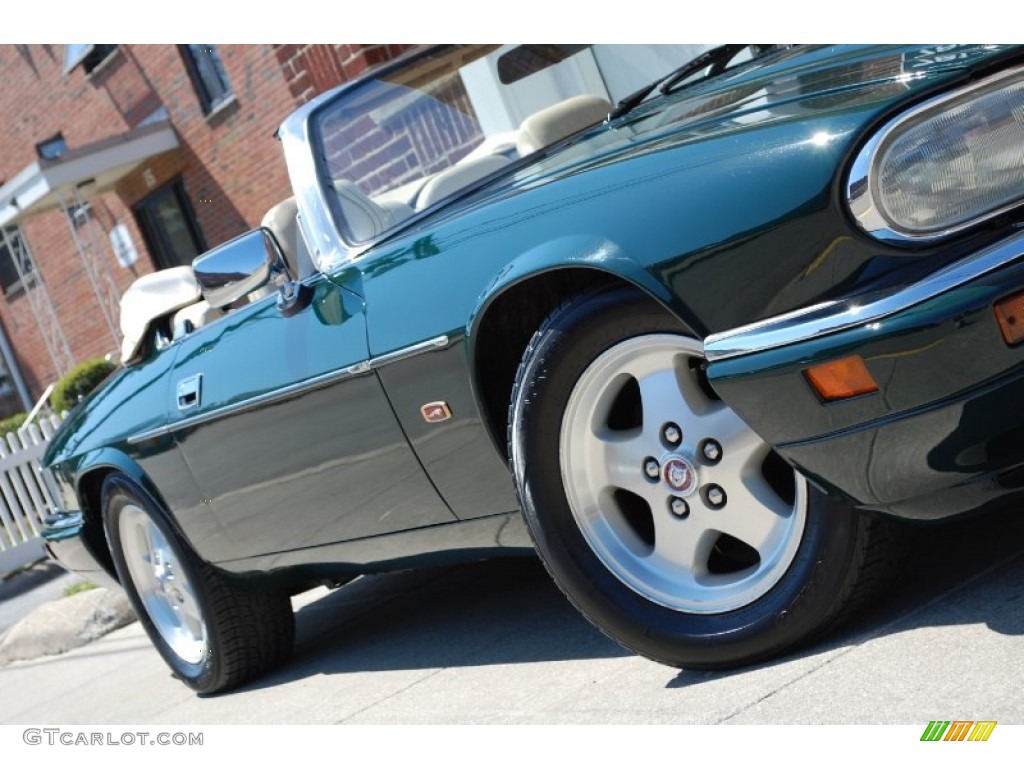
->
(234, 556, 628, 693)
(666, 502, 1024, 689)
(238, 503, 1024, 695)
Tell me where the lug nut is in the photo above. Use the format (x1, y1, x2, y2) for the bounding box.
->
(669, 497, 689, 517)
(706, 485, 726, 508)
(662, 423, 681, 446)
(644, 459, 660, 479)
(701, 439, 722, 463)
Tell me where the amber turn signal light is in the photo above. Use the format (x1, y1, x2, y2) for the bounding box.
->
(994, 292, 1024, 346)
(804, 355, 879, 402)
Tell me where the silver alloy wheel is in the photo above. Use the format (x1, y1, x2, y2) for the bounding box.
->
(119, 503, 208, 665)
(559, 334, 807, 613)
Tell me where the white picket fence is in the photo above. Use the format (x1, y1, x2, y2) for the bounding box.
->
(0, 414, 64, 575)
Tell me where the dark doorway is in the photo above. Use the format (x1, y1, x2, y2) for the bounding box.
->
(134, 178, 206, 269)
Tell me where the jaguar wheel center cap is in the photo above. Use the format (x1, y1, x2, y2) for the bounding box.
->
(663, 456, 697, 496)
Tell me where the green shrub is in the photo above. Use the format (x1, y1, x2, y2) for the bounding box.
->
(0, 412, 27, 437)
(50, 359, 116, 414)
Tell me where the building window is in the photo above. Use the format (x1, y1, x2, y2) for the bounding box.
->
(83, 45, 118, 74)
(0, 226, 35, 294)
(63, 45, 118, 75)
(35, 132, 68, 160)
(133, 179, 206, 270)
(181, 45, 233, 114)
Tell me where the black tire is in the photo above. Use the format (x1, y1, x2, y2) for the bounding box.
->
(508, 287, 900, 669)
(103, 474, 294, 694)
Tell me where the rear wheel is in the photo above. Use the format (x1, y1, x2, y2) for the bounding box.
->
(509, 288, 900, 668)
(103, 474, 294, 694)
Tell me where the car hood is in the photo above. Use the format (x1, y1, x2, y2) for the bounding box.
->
(361, 43, 1023, 357)
(481, 44, 1018, 196)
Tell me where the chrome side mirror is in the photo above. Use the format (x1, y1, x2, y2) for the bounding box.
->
(192, 228, 290, 309)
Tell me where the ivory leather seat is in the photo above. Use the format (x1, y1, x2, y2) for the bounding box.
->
(416, 154, 512, 210)
(516, 94, 611, 155)
(119, 266, 202, 362)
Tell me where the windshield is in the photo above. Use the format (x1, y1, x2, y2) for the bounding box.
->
(312, 44, 714, 244)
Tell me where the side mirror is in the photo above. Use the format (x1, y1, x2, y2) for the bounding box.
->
(192, 228, 290, 309)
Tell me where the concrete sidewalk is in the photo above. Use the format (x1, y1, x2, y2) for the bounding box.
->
(1, 505, 1022, 724)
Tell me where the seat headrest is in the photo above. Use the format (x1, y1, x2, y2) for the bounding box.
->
(516, 94, 611, 155)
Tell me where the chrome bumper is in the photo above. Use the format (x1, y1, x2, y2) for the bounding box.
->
(704, 230, 1024, 361)
(41, 509, 85, 542)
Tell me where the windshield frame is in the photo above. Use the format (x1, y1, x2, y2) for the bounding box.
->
(280, 46, 471, 273)
(281, 44, 623, 273)
(279, 44, 718, 274)
(279, 83, 358, 274)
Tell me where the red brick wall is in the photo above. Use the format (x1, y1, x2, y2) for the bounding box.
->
(320, 76, 483, 196)
(274, 44, 416, 104)
(284, 45, 483, 197)
(0, 43, 410, 410)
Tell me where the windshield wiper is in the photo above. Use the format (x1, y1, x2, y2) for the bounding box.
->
(607, 44, 759, 121)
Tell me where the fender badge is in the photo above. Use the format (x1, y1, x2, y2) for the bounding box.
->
(421, 401, 452, 423)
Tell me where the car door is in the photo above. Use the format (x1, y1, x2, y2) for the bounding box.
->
(166, 276, 456, 563)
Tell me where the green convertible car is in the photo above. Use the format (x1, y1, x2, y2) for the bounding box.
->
(41, 43, 1024, 693)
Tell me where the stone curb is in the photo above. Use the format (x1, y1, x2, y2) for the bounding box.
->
(0, 588, 137, 665)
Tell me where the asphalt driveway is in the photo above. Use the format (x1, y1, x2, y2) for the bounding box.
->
(1, 504, 1022, 724)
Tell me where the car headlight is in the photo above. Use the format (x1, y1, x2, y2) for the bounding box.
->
(848, 65, 1024, 242)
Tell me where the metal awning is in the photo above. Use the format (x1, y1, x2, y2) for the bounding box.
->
(0, 120, 179, 228)
(0, 119, 181, 381)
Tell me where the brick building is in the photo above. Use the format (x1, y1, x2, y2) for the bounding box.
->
(0, 43, 412, 418)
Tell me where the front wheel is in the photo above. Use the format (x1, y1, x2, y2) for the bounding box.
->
(103, 474, 295, 694)
(509, 288, 899, 669)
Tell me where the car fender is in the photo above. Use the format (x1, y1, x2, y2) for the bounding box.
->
(71, 446, 173, 523)
(467, 233, 678, 351)
(464, 233, 697, 456)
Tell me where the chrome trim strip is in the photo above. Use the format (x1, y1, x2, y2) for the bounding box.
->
(126, 425, 171, 444)
(704, 230, 1024, 361)
(847, 64, 1024, 244)
(368, 335, 450, 369)
(126, 335, 451, 444)
(127, 360, 372, 444)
